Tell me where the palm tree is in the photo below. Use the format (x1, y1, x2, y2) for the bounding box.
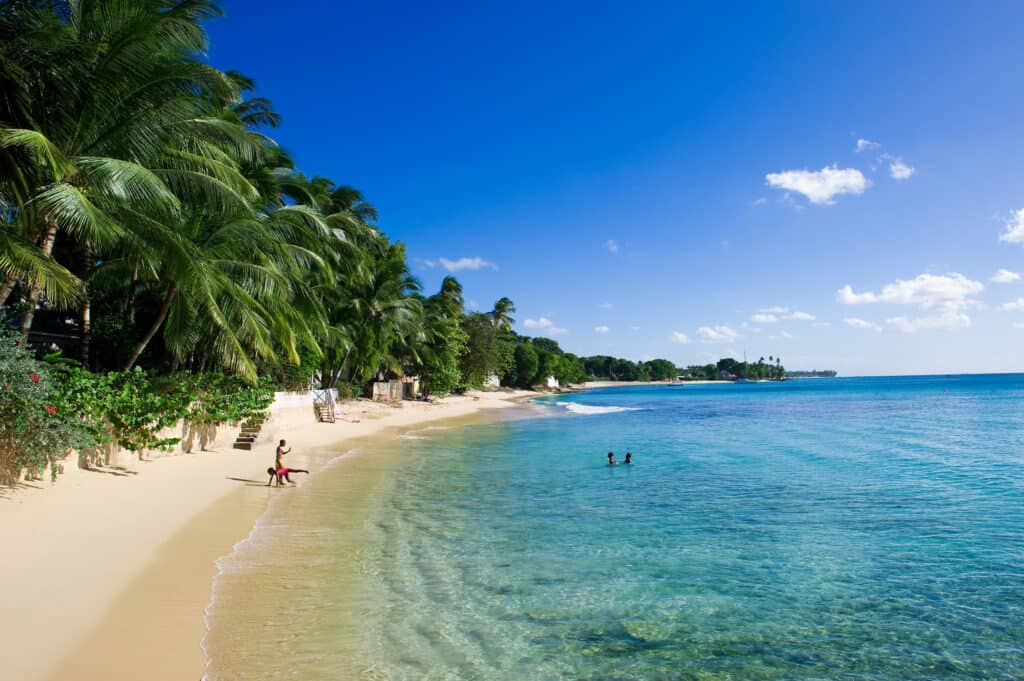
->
(0, 0, 234, 342)
(490, 297, 516, 330)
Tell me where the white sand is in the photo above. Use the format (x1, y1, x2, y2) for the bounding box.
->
(0, 389, 534, 681)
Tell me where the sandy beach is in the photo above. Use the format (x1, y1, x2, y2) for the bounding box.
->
(0, 389, 533, 681)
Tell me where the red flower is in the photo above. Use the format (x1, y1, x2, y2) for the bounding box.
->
(45, 405, 56, 415)
(30, 373, 40, 384)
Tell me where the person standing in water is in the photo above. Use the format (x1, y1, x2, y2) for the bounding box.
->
(272, 439, 295, 486)
(624, 452, 632, 464)
(607, 452, 617, 465)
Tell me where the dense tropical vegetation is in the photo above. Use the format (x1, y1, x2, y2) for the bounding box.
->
(0, 1, 793, 483)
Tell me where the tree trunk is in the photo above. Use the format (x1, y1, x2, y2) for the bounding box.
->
(124, 266, 138, 326)
(79, 246, 92, 366)
(0, 276, 17, 309)
(122, 283, 176, 371)
(18, 222, 59, 336)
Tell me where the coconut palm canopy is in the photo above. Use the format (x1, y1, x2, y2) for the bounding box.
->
(0, 0, 613, 394)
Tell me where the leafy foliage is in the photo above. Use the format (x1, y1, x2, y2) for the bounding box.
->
(0, 333, 97, 482)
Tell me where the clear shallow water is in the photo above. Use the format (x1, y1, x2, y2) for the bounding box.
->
(206, 376, 1024, 680)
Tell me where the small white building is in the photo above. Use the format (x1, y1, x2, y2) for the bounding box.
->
(546, 375, 560, 389)
(483, 373, 501, 390)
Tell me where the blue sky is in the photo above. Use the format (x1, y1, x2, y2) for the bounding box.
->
(209, 1, 1024, 375)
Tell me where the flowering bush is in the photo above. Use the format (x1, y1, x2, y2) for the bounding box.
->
(1, 333, 277, 483)
(0, 334, 98, 483)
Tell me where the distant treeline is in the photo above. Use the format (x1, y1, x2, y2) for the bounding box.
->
(785, 370, 837, 378)
(581, 355, 787, 382)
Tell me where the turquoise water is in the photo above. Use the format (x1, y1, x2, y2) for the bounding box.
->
(208, 376, 1024, 679)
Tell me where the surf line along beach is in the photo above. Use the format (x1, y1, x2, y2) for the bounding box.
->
(0, 389, 535, 681)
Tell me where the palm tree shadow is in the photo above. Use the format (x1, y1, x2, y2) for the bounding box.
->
(84, 466, 138, 477)
(226, 476, 270, 486)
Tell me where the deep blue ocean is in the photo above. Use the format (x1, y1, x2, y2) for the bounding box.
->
(206, 376, 1024, 680)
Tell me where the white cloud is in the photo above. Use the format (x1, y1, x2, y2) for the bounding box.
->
(594, 325, 610, 334)
(838, 272, 983, 333)
(765, 165, 869, 205)
(630, 325, 641, 332)
(889, 157, 916, 180)
(697, 325, 739, 344)
(1001, 298, 1024, 311)
(886, 311, 971, 333)
(523, 317, 569, 336)
(467, 299, 479, 310)
(752, 197, 768, 206)
(770, 330, 794, 340)
(836, 273, 983, 309)
(991, 268, 1021, 284)
(752, 306, 813, 323)
(670, 331, 690, 344)
(836, 285, 878, 304)
(1014, 322, 1024, 330)
(844, 317, 881, 332)
(414, 258, 437, 268)
(598, 302, 613, 309)
(605, 239, 619, 254)
(855, 138, 880, 152)
(439, 257, 497, 272)
(999, 209, 1024, 244)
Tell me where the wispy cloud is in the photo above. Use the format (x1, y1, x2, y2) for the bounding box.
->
(766, 165, 869, 205)
(594, 325, 610, 334)
(523, 317, 568, 336)
(605, 239, 619, 254)
(836, 273, 983, 309)
(597, 302, 613, 309)
(697, 325, 739, 344)
(844, 317, 881, 332)
(889, 157, 916, 180)
(838, 272, 983, 333)
(414, 258, 437, 268)
(887, 311, 970, 333)
(439, 256, 497, 272)
(1001, 298, 1024, 311)
(751, 307, 814, 323)
(752, 197, 768, 206)
(991, 268, 1021, 284)
(670, 331, 690, 344)
(855, 138, 880, 153)
(999, 209, 1024, 244)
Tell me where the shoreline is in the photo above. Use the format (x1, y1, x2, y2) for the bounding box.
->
(0, 389, 534, 681)
(583, 379, 724, 388)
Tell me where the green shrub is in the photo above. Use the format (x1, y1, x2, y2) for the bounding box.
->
(0, 334, 99, 483)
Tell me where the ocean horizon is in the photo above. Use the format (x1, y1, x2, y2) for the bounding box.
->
(204, 376, 1024, 679)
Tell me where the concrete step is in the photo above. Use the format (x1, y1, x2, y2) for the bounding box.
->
(232, 442, 253, 451)
(236, 435, 256, 443)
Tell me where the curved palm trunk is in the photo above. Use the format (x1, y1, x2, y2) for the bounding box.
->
(18, 221, 58, 336)
(0, 276, 17, 309)
(79, 246, 92, 366)
(122, 283, 176, 371)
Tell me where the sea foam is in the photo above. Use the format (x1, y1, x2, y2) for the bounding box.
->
(559, 402, 641, 415)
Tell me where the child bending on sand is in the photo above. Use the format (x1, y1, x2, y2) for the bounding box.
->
(266, 466, 308, 486)
(268, 439, 307, 486)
